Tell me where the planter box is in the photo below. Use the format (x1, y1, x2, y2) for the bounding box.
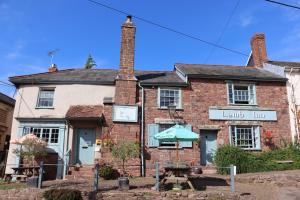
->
(27, 177, 38, 188)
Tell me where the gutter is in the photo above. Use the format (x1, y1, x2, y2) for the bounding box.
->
(138, 82, 145, 177)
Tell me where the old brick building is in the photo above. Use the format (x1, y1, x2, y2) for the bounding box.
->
(6, 16, 291, 178)
(0, 93, 15, 163)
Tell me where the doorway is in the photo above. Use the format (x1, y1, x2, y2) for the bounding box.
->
(76, 128, 96, 165)
(200, 130, 218, 166)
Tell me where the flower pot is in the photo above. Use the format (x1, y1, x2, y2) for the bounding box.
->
(27, 177, 39, 188)
(192, 166, 202, 174)
(118, 177, 129, 191)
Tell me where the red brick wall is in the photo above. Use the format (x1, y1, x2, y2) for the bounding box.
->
(143, 79, 291, 176)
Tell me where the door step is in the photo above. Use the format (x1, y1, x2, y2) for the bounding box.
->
(67, 165, 95, 180)
(202, 166, 217, 174)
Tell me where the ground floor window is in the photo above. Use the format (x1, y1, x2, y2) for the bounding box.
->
(23, 127, 59, 144)
(230, 125, 261, 150)
(158, 124, 176, 147)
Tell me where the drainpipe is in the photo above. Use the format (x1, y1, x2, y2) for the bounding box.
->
(138, 83, 145, 177)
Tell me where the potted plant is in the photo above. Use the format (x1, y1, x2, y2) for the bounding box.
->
(111, 141, 139, 190)
(11, 133, 47, 187)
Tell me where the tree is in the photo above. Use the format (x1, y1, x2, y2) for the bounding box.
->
(11, 134, 47, 176)
(111, 141, 139, 176)
(84, 54, 97, 69)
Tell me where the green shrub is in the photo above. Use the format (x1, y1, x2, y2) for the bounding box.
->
(99, 165, 117, 180)
(214, 145, 251, 174)
(215, 145, 300, 175)
(43, 189, 82, 200)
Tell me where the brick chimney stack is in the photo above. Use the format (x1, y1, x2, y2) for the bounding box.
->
(119, 15, 136, 79)
(250, 33, 267, 68)
(114, 16, 137, 105)
(48, 64, 58, 73)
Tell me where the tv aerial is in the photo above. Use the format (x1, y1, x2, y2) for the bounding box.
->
(47, 49, 60, 65)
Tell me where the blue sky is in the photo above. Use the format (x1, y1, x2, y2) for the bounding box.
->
(1, 0, 300, 97)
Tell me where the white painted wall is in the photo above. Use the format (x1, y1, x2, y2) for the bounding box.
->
(264, 63, 300, 142)
(6, 84, 115, 174)
(286, 72, 300, 142)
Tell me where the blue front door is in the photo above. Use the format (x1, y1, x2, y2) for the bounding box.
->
(77, 128, 96, 165)
(200, 130, 218, 165)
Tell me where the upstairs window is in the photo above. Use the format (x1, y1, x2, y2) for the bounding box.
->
(37, 88, 54, 108)
(228, 83, 256, 105)
(158, 88, 181, 109)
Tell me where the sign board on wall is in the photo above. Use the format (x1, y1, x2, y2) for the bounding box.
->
(209, 108, 277, 121)
(113, 105, 138, 122)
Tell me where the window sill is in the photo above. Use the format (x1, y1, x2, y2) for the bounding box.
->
(35, 107, 55, 109)
(158, 107, 183, 111)
(157, 146, 183, 149)
(241, 148, 262, 151)
(228, 104, 258, 106)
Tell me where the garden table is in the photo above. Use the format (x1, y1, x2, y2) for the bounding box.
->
(160, 161, 195, 190)
(12, 166, 40, 176)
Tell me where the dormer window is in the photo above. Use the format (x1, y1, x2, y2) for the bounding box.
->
(37, 88, 55, 108)
(228, 83, 256, 105)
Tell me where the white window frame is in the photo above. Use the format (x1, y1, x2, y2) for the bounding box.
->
(158, 123, 177, 147)
(36, 88, 55, 108)
(229, 125, 261, 150)
(23, 127, 59, 144)
(227, 82, 256, 105)
(157, 87, 182, 109)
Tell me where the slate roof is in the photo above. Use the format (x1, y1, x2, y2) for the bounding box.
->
(66, 105, 103, 119)
(175, 63, 286, 82)
(9, 68, 187, 86)
(10, 69, 118, 85)
(0, 92, 15, 106)
(135, 70, 186, 86)
(266, 60, 300, 69)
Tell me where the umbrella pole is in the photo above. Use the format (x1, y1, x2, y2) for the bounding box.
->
(176, 140, 179, 164)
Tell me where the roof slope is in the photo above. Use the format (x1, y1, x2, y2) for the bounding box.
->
(9, 68, 187, 86)
(175, 63, 286, 82)
(10, 69, 118, 85)
(266, 60, 300, 69)
(0, 92, 15, 106)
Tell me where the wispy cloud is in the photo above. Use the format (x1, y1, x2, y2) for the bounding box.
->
(4, 42, 24, 60)
(239, 15, 254, 27)
(271, 25, 300, 61)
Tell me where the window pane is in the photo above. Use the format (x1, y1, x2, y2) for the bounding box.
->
(50, 128, 59, 143)
(159, 89, 180, 108)
(233, 85, 250, 104)
(231, 126, 256, 149)
(38, 89, 54, 107)
(42, 128, 50, 142)
(159, 124, 176, 147)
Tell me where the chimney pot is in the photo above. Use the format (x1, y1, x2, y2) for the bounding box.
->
(48, 64, 58, 72)
(126, 15, 132, 23)
(250, 33, 267, 68)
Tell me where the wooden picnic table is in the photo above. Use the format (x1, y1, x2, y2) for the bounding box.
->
(160, 162, 195, 190)
(12, 166, 40, 176)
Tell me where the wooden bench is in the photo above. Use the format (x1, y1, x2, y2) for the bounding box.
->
(275, 160, 294, 164)
(12, 174, 27, 182)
